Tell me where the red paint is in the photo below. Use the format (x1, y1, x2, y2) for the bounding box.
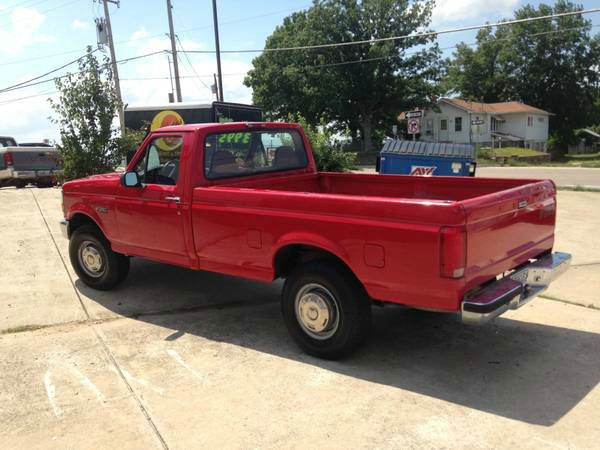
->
(62, 122, 557, 312)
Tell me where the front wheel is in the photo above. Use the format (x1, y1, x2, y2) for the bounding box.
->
(69, 225, 129, 290)
(282, 260, 371, 359)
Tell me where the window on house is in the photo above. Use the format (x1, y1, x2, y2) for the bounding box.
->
(425, 119, 433, 136)
(527, 116, 533, 127)
(491, 116, 497, 131)
(455, 117, 462, 132)
(440, 119, 448, 131)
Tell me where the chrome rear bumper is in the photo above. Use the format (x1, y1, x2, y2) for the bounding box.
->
(461, 252, 572, 325)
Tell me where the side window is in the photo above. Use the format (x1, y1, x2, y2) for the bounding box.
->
(455, 117, 462, 132)
(205, 129, 308, 179)
(133, 135, 183, 185)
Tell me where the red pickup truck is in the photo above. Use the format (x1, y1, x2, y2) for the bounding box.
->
(60, 122, 571, 359)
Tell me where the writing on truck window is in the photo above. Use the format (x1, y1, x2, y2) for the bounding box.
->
(205, 129, 308, 179)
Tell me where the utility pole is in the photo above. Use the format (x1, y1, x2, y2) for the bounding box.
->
(167, 55, 175, 103)
(101, 0, 125, 131)
(211, 0, 224, 102)
(213, 73, 220, 101)
(166, 0, 182, 102)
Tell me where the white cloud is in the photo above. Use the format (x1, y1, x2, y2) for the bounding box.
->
(71, 19, 90, 30)
(431, 0, 519, 27)
(121, 28, 252, 107)
(0, 7, 47, 55)
(0, 90, 58, 142)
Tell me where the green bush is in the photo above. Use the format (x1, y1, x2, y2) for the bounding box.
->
(288, 115, 356, 172)
(49, 49, 125, 182)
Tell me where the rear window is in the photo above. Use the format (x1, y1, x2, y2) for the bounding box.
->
(0, 137, 17, 147)
(204, 129, 308, 179)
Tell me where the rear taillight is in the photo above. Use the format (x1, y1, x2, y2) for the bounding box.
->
(3, 151, 13, 166)
(440, 226, 466, 278)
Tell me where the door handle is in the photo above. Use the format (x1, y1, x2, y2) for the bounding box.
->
(165, 196, 181, 204)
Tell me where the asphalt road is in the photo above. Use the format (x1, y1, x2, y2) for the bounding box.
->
(1, 187, 599, 449)
(477, 166, 600, 188)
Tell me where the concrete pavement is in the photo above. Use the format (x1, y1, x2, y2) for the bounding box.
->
(1, 186, 599, 449)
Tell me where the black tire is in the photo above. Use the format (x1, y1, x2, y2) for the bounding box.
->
(68, 225, 128, 290)
(282, 260, 371, 359)
(117, 254, 130, 282)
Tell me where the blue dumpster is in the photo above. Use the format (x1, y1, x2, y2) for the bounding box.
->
(377, 140, 476, 176)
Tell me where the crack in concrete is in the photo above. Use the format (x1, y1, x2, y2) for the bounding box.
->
(540, 295, 599, 310)
(571, 261, 600, 268)
(31, 190, 169, 450)
(1, 298, 278, 336)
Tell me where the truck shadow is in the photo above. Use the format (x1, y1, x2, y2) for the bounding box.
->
(76, 258, 599, 427)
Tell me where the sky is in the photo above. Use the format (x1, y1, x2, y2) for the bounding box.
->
(0, 0, 599, 142)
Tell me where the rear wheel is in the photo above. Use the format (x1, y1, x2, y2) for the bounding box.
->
(69, 225, 129, 290)
(282, 260, 371, 359)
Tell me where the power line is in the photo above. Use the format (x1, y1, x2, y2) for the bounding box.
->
(0, 51, 96, 94)
(3, 48, 91, 66)
(175, 35, 213, 93)
(0, 50, 168, 95)
(0, 0, 82, 27)
(2, 8, 599, 98)
(184, 7, 600, 54)
(0, 89, 58, 106)
(0, 0, 55, 17)
(1, 4, 312, 66)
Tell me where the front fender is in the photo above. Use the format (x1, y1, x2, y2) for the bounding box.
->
(66, 202, 111, 239)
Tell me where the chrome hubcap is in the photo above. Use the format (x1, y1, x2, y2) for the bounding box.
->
(78, 241, 105, 278)
(295, 283, 340, 340)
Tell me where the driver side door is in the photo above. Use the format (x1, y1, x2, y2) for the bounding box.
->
(115, 133, 189, 264)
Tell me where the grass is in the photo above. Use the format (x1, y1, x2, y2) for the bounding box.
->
(562, 151, 600, 168)
(477, 147, 600, 167)
(487, 147, 547, 157)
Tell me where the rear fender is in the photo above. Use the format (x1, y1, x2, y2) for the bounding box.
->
(272, 231, 354, 274)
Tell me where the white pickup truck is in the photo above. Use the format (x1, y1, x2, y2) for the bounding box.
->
(0, 136, 61, 188)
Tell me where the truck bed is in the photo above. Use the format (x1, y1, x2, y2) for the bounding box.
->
(222, 172, 542, 201)
(193, 172, 556, 311)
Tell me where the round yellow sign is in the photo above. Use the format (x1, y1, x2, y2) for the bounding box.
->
(150, 110, 184, 152)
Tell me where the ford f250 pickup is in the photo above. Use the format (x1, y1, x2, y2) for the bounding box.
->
(0, 136, 61, 188)
(60, 122, 571, 359)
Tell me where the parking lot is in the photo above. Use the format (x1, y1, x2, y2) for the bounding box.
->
(1, 186, 599, 449)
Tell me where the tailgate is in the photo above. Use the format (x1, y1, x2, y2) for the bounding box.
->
(461, 180, 556, 290)
(10, 147, 60, 171)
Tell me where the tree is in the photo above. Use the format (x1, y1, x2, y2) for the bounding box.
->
(442, 27, 510, 102)
(290, 114, 356, 171)
(49, 48, 124, 181)
(244, 0, 441, 152)
(444, 1, 600, 150)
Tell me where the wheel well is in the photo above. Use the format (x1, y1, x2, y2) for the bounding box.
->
(274, 244, 357, 280)
(69, 213, 102, 238)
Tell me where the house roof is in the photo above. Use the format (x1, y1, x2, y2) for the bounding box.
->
(442, 98, 552, 115)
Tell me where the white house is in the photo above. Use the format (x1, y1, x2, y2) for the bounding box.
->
(413, 98, 552, 151)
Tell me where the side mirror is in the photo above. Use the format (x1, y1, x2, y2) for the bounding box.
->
(126, 150, 136, 164)
(121, 171, 141, 187)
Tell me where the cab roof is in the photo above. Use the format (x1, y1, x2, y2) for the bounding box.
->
(155, 121, 299, 133)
